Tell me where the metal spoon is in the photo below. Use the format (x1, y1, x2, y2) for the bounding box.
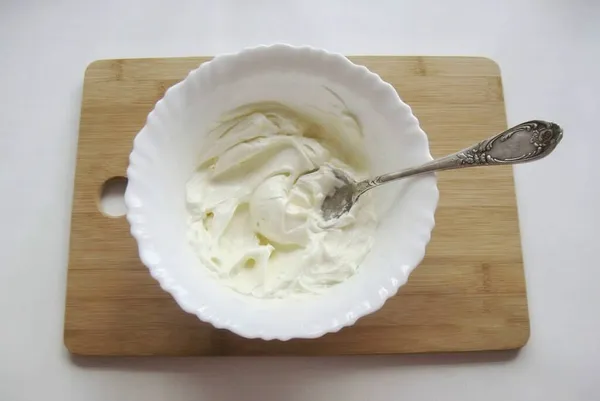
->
(321, 120, 563, 220)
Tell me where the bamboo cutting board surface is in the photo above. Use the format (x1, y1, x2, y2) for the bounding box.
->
(65, 56, 529, 356)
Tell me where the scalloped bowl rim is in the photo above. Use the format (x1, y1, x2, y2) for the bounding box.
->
(124, 44, 439, 340)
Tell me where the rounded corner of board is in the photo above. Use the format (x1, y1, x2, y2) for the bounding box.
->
(84, 59, 109, 76)
(64, 332, 87, 357)
(477, 57, 503, 76)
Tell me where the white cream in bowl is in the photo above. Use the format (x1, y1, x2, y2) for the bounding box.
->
(125, 45, 438, 340)
(186, 103, 376, 298)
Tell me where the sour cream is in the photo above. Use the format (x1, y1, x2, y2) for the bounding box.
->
(186, 102, 376, 298)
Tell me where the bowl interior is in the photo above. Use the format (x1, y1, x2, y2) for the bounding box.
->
(126, 46, 438, 339)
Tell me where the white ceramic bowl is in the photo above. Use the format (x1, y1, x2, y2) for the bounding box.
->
(125, 45, 438, 340)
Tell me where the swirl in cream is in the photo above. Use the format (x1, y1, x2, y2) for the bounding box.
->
(186, 102, 376, 298)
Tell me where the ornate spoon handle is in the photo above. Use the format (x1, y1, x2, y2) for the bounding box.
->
(356, 120, 563, 195)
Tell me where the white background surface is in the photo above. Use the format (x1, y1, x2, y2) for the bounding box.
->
(1, 0, 598, 399)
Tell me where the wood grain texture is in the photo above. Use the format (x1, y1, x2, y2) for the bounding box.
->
(65, 56, 529, 356)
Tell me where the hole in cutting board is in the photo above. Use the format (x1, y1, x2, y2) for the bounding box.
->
(99, 176, 128, 217)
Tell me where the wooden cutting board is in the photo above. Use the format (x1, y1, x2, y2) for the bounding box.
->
(65, 56, 529, 356)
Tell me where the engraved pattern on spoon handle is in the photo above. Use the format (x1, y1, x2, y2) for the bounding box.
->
(355, 120, 563, 198)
